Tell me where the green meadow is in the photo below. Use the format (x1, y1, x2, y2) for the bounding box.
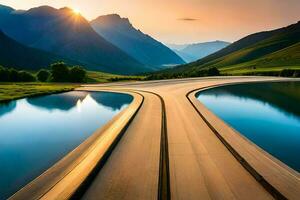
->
(0, 83, 76, 102)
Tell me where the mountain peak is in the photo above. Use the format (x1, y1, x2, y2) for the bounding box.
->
(91, 13, 185, 68)
(59, 7, 76, 14)
(26, 5, 58, 16)
(0, 4, 14, 14)
(92, 14, 132, 28)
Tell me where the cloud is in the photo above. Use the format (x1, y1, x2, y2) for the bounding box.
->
(177, 18, 198, 21)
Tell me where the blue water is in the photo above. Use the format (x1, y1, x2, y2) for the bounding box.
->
(197, 82, 300, 173)
(0, 91, 132, 199)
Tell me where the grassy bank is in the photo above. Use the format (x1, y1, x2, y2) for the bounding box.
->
(0, 83, 77, 102)
(0, 70, 145, 102)
(221, 66, 300, 76)
(86, 71, 145, 83)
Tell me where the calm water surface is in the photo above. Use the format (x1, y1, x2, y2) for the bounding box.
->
(197, 81, 300, 173)
(0, 91, 132, 199)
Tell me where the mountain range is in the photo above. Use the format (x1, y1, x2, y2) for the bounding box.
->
(91, 14, 185, 70)
(160, 21, 300, 76)
(167, 41, 230, 62)
(0, 5, 149, 74)
(166, 44, 188, 51)
(0, 30, 80, 70)
(0, 5, 185, 74)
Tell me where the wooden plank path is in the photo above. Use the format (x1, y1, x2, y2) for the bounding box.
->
(10, 77, 300, 200)
(82, 91, 162, 200)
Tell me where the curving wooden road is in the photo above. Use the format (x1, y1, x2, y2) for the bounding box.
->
(10, 77, 300, 200)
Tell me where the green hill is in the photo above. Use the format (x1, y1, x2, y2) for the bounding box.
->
(156, 21, 300, 77)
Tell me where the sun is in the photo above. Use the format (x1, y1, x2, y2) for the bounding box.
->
(72, 8, 81, 15)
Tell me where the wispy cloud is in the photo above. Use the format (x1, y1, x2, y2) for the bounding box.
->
(177, 18, 198, 21)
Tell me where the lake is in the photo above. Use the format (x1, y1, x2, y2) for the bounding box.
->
(0, 91, 132, 199)
(197, 81, 300, 173)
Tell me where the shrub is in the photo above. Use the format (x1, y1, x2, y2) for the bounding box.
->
(9, 68, 20, 81)
(293, 70, 300, 78)
(207, 67, 220, 76)
(109, 76, 143, 82)
(279, 69, 300, 77)
(280, 69, 295, 77)
(0, 67, 36, 82)
(37, 69, 50, 82)
(69, 66, 86, 83)
(18, 71, 36, 82)
(51, 62, 69, 82)
(0, 66, 10, 81)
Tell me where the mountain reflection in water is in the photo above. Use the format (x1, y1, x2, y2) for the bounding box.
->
(25, 91, 133, 112)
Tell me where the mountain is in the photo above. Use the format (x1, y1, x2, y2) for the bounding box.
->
(172, 49, 198, 63)
(91, 14, 185, 70)
(0, 4, 13, 14)
(166, 41, 230, 63)
(165, 43, 188, 51)
(0, 5, 145, 74)
(0, 30, 79, 70)
(178, 41, 230, 62)
(163, 21, 300, 75)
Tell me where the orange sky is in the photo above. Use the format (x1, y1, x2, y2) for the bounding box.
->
(2, 0, 300, 44)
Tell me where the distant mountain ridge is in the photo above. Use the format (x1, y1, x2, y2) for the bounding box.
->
(165, 43, 188, 51)
(0, 4, 13, 14)
(91, 14, 185, 70)
(0, 5, 146, 74)
(167, 41, 230, 62)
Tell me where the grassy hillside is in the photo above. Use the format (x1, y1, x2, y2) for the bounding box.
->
(153, 21, 300, 78)
(221, 42, 300, 74)
(202, 25, 300, 69)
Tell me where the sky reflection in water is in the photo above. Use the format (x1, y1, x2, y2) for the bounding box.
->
(197, 82, 300, 173)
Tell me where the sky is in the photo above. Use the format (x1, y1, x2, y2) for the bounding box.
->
(2, 0, 300, 44)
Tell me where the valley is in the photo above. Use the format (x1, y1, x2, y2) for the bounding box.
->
(0, 1, 300, 200)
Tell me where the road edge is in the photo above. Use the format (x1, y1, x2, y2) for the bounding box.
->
(9, 89, 144, 200)
(186, 81, 300, 200)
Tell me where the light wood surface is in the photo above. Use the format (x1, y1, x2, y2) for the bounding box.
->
(10, 77, 300, 200)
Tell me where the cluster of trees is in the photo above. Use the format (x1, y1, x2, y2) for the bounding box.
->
(146, 67, 300, 80)
(146, 67, 220, 80)
(242, 69, 300, 77)
(108, 76, 144, 82)
(0, 62, 87, 83)
(0, 66, 36, 82)
(46, 62, 87, 82)
(279, 69, 300, 77)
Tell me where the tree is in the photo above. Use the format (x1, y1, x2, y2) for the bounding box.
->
(9, 68, 20, 81)
(0, 66, 10, 82)
(37, 69, 50, 82)
(18, 71, 36, 82)
(69, 66, 86, 83)
(293, 70, 300, 77)
(50, 62, 69, 82)
(280, 69, 296, 77)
